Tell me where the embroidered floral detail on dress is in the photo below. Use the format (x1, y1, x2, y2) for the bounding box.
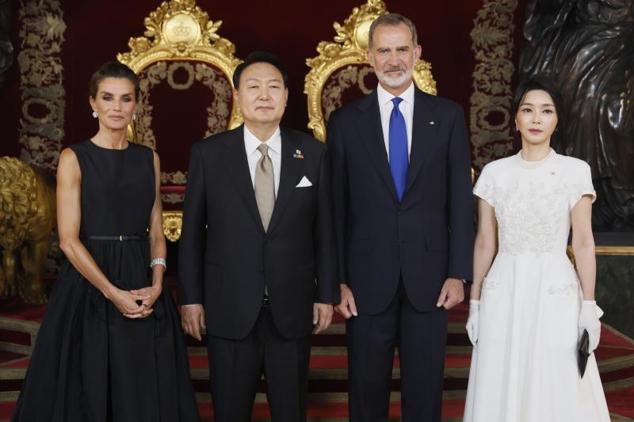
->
(546, 283, 577, 296)
(495, 177, 569, 254)
(482, 277, 502, 290)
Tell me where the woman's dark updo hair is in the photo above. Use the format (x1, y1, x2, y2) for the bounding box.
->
(512, 77, 565, 140)
(89, 61, 140, 100)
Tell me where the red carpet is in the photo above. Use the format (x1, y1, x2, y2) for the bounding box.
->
(1, 297, 634, 421)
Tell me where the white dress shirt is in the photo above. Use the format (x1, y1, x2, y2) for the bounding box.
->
(377, 81, 415, 160)
(244, 124, 282, 196)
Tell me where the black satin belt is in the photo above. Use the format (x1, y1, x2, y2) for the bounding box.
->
(85, 235, 146, 241)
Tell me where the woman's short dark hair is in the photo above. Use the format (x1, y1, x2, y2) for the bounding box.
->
(512, 77, 564, 122)
(89, 61, 140, 100)
(512, 77, 565, 146)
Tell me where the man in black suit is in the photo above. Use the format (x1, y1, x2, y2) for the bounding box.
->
(328, 14, 474, 422)
(178, 51, 338, 422)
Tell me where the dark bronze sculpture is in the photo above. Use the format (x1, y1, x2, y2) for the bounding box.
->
(520, 0, 634, 230)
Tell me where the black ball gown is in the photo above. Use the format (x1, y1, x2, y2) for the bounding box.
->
(12, 140, 200, 422)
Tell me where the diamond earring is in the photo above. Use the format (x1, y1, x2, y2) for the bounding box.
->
(92, 111, 98, 118)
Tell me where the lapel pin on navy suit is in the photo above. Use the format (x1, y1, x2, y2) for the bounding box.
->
(293, 149, 304, 159)
(429, 120, 436, 125)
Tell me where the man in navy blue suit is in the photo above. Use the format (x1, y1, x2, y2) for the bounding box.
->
(328, 14, 474, 422)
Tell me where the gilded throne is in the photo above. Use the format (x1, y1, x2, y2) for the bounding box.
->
(304, 0, 437, 142)
(117, 0, 243, 241)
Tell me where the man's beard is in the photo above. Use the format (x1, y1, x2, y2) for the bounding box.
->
(375, 67, 413, 89)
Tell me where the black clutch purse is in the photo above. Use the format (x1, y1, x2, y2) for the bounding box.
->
(578, 329, 590, 378)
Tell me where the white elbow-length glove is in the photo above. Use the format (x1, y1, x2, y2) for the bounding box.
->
(466, 299, 480, 347)
(578, 300, 604, 353)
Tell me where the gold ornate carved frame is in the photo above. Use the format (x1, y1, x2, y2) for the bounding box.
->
(304, 0, 437, 142)
(117, 0, 243, 241)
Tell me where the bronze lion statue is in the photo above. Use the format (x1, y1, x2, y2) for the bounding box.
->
(0, 157, 56, 303)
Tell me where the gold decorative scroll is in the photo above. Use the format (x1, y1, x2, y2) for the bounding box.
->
(304, 0, 436, 141)
(116, 0, 243, 241)
(117, 0, 243, 136)
(162, 211, 183, 242)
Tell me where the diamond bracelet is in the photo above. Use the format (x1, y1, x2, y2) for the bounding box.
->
(150, 257, 167, 270)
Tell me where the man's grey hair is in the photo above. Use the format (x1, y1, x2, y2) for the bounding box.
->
(368, 13, 418, 49)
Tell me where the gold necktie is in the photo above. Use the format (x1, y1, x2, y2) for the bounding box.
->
(255, 143, 275, 231)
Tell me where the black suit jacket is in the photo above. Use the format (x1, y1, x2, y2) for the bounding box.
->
(178, 125, 338, 340)
(328, 88, 474, 314)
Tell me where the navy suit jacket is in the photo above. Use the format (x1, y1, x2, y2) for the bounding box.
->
(328, 87, 474, 314)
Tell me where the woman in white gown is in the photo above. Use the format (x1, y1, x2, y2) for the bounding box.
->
(463, 78, 610, 422)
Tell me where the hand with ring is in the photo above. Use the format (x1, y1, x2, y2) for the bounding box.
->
(126, 285, 162, 318)
(108, 288, 149, 319)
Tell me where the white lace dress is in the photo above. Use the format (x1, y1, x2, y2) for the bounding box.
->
(463, 150, 610, 422)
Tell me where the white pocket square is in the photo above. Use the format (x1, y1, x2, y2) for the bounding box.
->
(296, 176, 313, 188)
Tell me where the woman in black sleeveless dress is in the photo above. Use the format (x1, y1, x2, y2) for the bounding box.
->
(12, 62, 199, 422)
